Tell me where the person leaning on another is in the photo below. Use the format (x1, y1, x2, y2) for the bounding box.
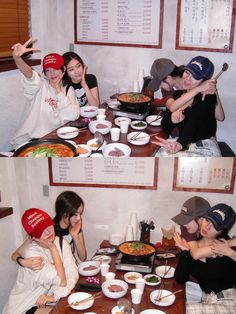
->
(10, 38, 80, 150)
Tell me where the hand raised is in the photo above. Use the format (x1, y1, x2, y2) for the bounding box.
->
(12, 38, 40, 58)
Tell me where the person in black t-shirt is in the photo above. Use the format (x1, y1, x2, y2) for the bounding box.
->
(63, 51, 100, 107)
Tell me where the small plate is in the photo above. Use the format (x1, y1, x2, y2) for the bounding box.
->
(150, 289, 175, 307)
(140, 309, 166, 314)
(124, 271, 143, 284)
(146, 115, 163, 126)
(155, 266, 175, 278)
(68, 292, 94, 310)
(87, 139, 107, 151)
(92, 255, 111, 264)
(102, 143, 131, 157)
(112, 306, 135, 314)
(127, 132, 150, 146)
(57, 126, 79, 139)
(144, 274, 162, 286)
(66, 140, 77, 146)
(108, 100, 120, 109)
(75, 144, 92, 157)
(114, 117, 131, 127)
(131, 120, 147, 130)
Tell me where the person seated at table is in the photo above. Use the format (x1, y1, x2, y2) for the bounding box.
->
(3, 208, 78, 314)
(10, 38, 80, 150)
(152, 56, 222, 156)
(12, 191, 87, 271)
(62, 51, 100, 107)
(174, 203, 236, 314)
(148, 58, 225, 121)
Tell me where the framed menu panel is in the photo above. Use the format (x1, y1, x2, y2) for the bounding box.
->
(173, 157, 236, 193)
(176, 0, 235, 52)
(74, 0, 164, 48)
(48, 158, 158, 190)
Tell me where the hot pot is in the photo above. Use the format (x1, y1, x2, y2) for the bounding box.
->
(118, 241, 156, 263)
(117, 92, 151, 113)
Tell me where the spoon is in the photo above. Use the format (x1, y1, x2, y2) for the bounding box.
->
(214, 62, 229, 80)
(94, 131, 104, 151)
(117, 298, 132, 314)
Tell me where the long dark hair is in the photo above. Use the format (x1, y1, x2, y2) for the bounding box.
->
(62, 51, 85, 86)
(54, 191, 84, 236)
(170, 65, 185, 78)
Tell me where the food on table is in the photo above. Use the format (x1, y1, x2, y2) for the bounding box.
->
(83, 265, 98, 271)
(118, 93, 150, 103)
(108, 284, 124, 292)
(84, 109, 95, 112)
(76, 146, 89, 155)
(108, 147, 125, 157)
(145, 275, 160, 283)
(119, 241, 156, 256)
(17, 144, 74, 157)
(126, 274, 140, 281)
(133, 121, 146, 127)
(96, 123, 108, 129)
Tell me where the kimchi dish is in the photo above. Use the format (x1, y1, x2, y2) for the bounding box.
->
(119, 241, 155, 256)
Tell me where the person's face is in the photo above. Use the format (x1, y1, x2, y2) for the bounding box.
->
(66, 58, 84, 83)
(44, 68, 63, 83)
(200, 218, 221, 238)
(182, 70, 202, 90)
(160, 76, 173, 91)
(40, 225, 55, 241)
(183, 220, 199, 234)
(69, 204, 84, 227)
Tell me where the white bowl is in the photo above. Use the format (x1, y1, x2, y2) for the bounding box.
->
(78, 261, 100, 276)
(57, 126, 79, 139)
(102, 143, 131, 157)
(87, 139, 107, 151)
(155, 266, 175, 278)
(80, 106, 98, 118)
(102, 279, 128, 299)
(146, 115, 162, 126)
(75, 144, 92, 157)
(127, 132, 150, 146)
(144, 274, 162, 286)
(131, 120, 147, 130)
(124, 272, 143, 284)
(140, 310, 166, 314)
(67, 292, 94, 310)
(112, 306, 135, 314)
(90, 153, 104, 157)
(91, 255, 111, 264)
(89, 120, 112, 135)
(150, 289, 176, 307)
(114, 117, 131, 127)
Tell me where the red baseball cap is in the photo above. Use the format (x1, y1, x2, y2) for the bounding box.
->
(42, 53, 64, 70)
(21, 208, 54, 238)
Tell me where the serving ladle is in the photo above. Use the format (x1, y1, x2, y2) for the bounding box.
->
(117, 298, 132, 314)
(94, 131, 104, 151)
(214, 62, 229, 80)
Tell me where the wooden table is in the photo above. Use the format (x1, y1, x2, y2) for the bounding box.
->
(41, 106, 167, 157)
(50, 241, 185, 314)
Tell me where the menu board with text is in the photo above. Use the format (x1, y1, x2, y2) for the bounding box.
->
(74, 0, 163, 48)
(176, 0, 235, 52)
(49, 158, 158, 189)
(173, 157, 236, 193)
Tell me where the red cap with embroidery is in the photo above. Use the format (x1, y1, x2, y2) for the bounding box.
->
(42, 53, 64, 70)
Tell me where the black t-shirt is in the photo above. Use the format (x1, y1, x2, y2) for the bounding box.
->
(69, 74, 98, 107)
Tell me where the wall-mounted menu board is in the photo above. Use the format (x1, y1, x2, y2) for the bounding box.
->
(74, 0, 164, 48)
(173, 157, 236, 193)
(48, 158, 158, 190)
(176, 0, 235, 52)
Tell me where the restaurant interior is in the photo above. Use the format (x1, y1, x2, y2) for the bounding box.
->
(1, 157, 236, 312)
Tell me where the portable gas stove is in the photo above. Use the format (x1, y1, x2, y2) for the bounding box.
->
(112, 106, 150, 120)
(115, 253, 155, 273)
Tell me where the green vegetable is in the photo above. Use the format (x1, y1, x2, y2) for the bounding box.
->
(133, 121, 146, 127)
(128, 242, 144, 250)
(146, 276, 159, 283)
(29, 147, 56, 157)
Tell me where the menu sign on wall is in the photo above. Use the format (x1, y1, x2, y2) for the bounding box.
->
(49, 158, 158, 189)
(74, 0, 163, 48)
(176, 0, 235, 52)
(173, 157, 236, 193)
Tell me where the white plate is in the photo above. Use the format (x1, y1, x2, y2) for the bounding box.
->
(127, 132, 150, 145)
(57, 126, 79, 139)
(92, 255, 111, 264)
(108, 100, 120, 109)
(80, 106, 98, 118)
(67, 292, 94, 310)
(144, 274, 162, 286)
(140, 309, 166, 314)
(146, 115, 163, 126)
(87, 139, 107, 151)
(155, 266, 175, 278)
(114, 117, 131, 127)
(124, 271, 143, 284)
(75, 144, 92, 157)
(112, 306, 135, 314)
(150, 289, 176, 307)
(131, 120, 147, 130)
(102, 143, 131, 157)
(65, 140, 77, 146)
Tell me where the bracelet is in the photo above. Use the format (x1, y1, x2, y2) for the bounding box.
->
(16, 256, 25, 267)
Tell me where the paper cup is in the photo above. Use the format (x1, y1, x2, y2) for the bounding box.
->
(100, 263, 110, 276)
(135, 277, 146, 292)
(98, 108, 106, 115)
(131, 288, 143, 304)
(120, 121, 129, 133)
(96, 114, 106, 120)
(105, 272, 116, 282)
(110, 128, 120, 141)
